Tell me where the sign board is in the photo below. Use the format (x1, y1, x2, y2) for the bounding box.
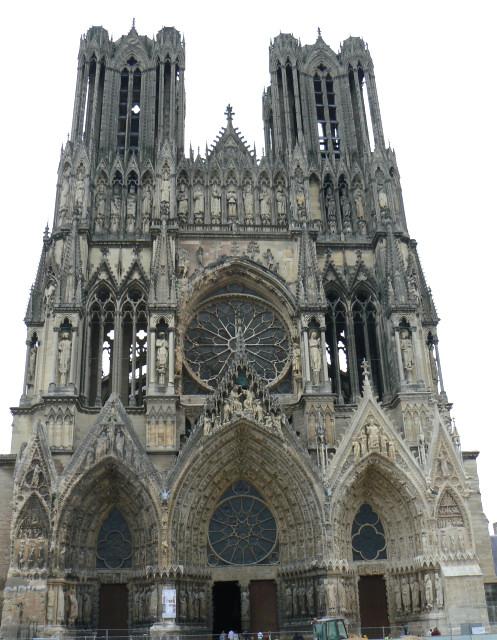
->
(162, 588, 176, 619)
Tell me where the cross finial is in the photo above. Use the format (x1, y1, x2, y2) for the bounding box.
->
(225, 104, 234, 123)
(132, 18, 135, 29)
(361, 358, 370, 379)
(317, 27, 322, 38)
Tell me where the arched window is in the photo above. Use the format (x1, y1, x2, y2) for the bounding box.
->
(88, 286, 115, 406)
(96, 508, 132, 569)
(351, 503, 387, 561)
(121, 287, 147, 406)
(352, 290, 383, 398)
(117, 58, 142, 154)
(314, 66, 340, 159)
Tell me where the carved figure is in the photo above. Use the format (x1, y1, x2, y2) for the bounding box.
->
(126, 185, 137, 232)
(68, 588, 78, 626)
(400, 329, 415, 382)
(378, 184, 388, 211)
(46, 588, 56, 624)
(193, 185, 204, 223)
(276, 184, 287, 219)
(401, 576, 411, 612)
(295, 185, 306, 220)
(227, 187, 237, 219)
(241, 589, 250, 618)
(178, 249, 190, 278)
(424, 573, 433, 610)
(411, 576, 420, 612)
(59, 168, 70, 213)
(27, 343, 38, 385)
(309, 330, 322, 385)
(325, 185, 337, 233)
(110, 184, 121, 232)
(58, 331, 72, 386)
(156, 333, 169, 385)
(259, 185, 271, 224)
(210, 183, 221, 222)
(435, 572, 443, 609)
(340, 195, 352, 233)
(74, 165, 85, 209)
(366, 418, 380, 449)
(306, 582, 315, 616)
(354, 184, 365, 219)
(177, 183, 188, 222)
(243, 184, 254, 221)
(394, 578, 402, 613)
(229, 386, 243, 414)
(317, 580, 326, 615)
(161, 174, 171, 210)
(264, 248, 274, 270)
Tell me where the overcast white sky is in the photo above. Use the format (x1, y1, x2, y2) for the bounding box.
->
(1, 1, 495, 528)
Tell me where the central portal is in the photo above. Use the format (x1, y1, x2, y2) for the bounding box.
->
(213, 581, 241, 634)
(98, 584, 128, 634)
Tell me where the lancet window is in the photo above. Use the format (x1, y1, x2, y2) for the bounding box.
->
(313, 65, 340, 159)
(96, 508, 132, 569)
(117, 58, 142, 154)
(325, 289, 384, 402)
(86, 286, 148, 407)
(351, 503, 387, 561)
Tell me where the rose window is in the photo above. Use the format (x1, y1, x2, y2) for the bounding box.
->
(184, 292, 290, 390)
(351, 503, 387, 561)
(208, 480, 279, 566)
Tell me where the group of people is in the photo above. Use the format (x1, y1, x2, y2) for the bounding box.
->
(220, 631, 277, 640)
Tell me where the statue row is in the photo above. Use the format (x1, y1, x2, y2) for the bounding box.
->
(392, 571, 443, 615)
(283, 577, 355, 619)
(352, 416, 397, 462)
(15, 539, 47, 574)
(178, 584, 208, 621)
(93, 183, 154, 234)
(46, 584, 81, 627)
(132, 584, 158, 625)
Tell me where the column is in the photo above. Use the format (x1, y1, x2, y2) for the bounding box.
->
(22, 340, 31, 397)
(149, 328, 156, 389)
(50, 329, 59, 390)
(302, 327, 311, 391)
(167, 328, 175, 394)
(411, 327, 424, 385)
(434, 341, 445, 395)
(69, 327, 78, 388)
(320, 326, 332, 392)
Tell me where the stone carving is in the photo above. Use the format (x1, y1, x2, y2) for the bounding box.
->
(428, 342, 439, 390)
(340, 194, 352, 233)
(424, 573, 433, 610)
(295, 181, 306, 221)
(325, 184, 337, 233)
(437, 490, 464, 528)
(352, 416, 396, 460)
(95, 183, 106, 232)
(276, 184, 288, 222)
(227, 186, 237, 220)
(354, 183, 366, 234)
(292, 340, 302, 382)
(243, 184, 254, 223)
(193, 184, 204, 223)
(317, 579, 326, 615)
(110, 184, 121, 233)
(177, 183, 188, 223)
(241, 588, 250, 618)
(400, 329, 415, 382)
(156, 332, 169, 385)
(178, 248, 190, 278)
(210, 183, 221, 223)
(410, 575, 420, 612)
(394, 578, 402, 613)
(378, 183, 388, 211)
(74, 165, 85, 211)
(58, 331, 72, 386)
(67, 588, 78, 626)
(264, 248, 274, 271)
(142, 183, 153, 232)
(27, 342, 38, 386)
(435, 572, 443, 609)
(126, 185, 137, 232)
(309, 330, 322, 385)
(259, 184, 271, 224)
(160, 171, 171, 215)
(59, 167, 71, 215)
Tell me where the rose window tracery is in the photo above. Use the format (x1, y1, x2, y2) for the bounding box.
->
(351, 503, 387, 561)
(96, 508, 132, 569)
(207, 480, 279, 566)
(184, 291, 290, 389)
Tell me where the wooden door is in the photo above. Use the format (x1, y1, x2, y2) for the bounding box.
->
(249, 580, 277, 634)
(98, 584, 128, 634)
(358, 575, 389, 639)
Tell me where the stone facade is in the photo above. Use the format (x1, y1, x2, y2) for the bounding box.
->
(0, 23, 495, 639)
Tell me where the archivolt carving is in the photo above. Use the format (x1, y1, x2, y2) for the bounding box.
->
(168, 421, 325, 569)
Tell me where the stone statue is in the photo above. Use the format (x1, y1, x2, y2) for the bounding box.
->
(68, 588, 78, 626)
(74, 165, 85, 209)
(295, 185, 306, 220)
(243, 184, 254, 222)
(126, 185, 137, 232)
(435, 572, 443, 609)
(276, 184, 287, 220)
(142, 183, 153, 231)
(227, 187, 237, 219)
(30, 463, 42, 488)
(46, 587, 56, 624)
(193, 184, 204, 223)
(340, 194, 352, 233)
(378, 183, 388, 211)
(317, 580, 326, 615)
(366, 418, 380, 449)
(306, 582, 315, 616)
(177, 183, 188, 222)
(160, 173, 171, 213)
(325, 185, 337, 233)
(196, 245, 204, 268)
(58, 331, 72, 386)
(429, 343, 439, 389)
(259, 185, 271, 224)
(354, 184, 365, 220)
(400, 329, 415, 382)
(410, 576, 420, 612)
(292, 342, 302, 380)
(229, 386, 244, 414)
(394, 578, 402, 613)
(110, 184, 121, 232)
(210, 183, 221, 222)
(27, 343, 37, 385)
(264, 248, 274, 271)
(82, 592, 91, 625)
(156, 333, 169, 385)
(178, 248, 190, 278)
(326, 580, 337, 615)
(285, 584, 293, 617)
(309, 330, 322, 385)
(241, 589, 250, 618)
(401, 576, 411, 612)
(59, 168, 70, 214)
(424, 573, 433, 610)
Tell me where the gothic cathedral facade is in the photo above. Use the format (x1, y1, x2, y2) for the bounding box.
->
(0, 24, 495, 639)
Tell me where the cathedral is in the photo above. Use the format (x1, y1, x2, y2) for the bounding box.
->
(0, 23, 495, 639)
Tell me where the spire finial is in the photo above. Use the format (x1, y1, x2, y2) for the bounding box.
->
(225, 104, 235, 123)
(132, 18, 135, 30)
(317, 27, 322, 38)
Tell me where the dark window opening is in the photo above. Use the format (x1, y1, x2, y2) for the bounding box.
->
(314, 71, 340, 159)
